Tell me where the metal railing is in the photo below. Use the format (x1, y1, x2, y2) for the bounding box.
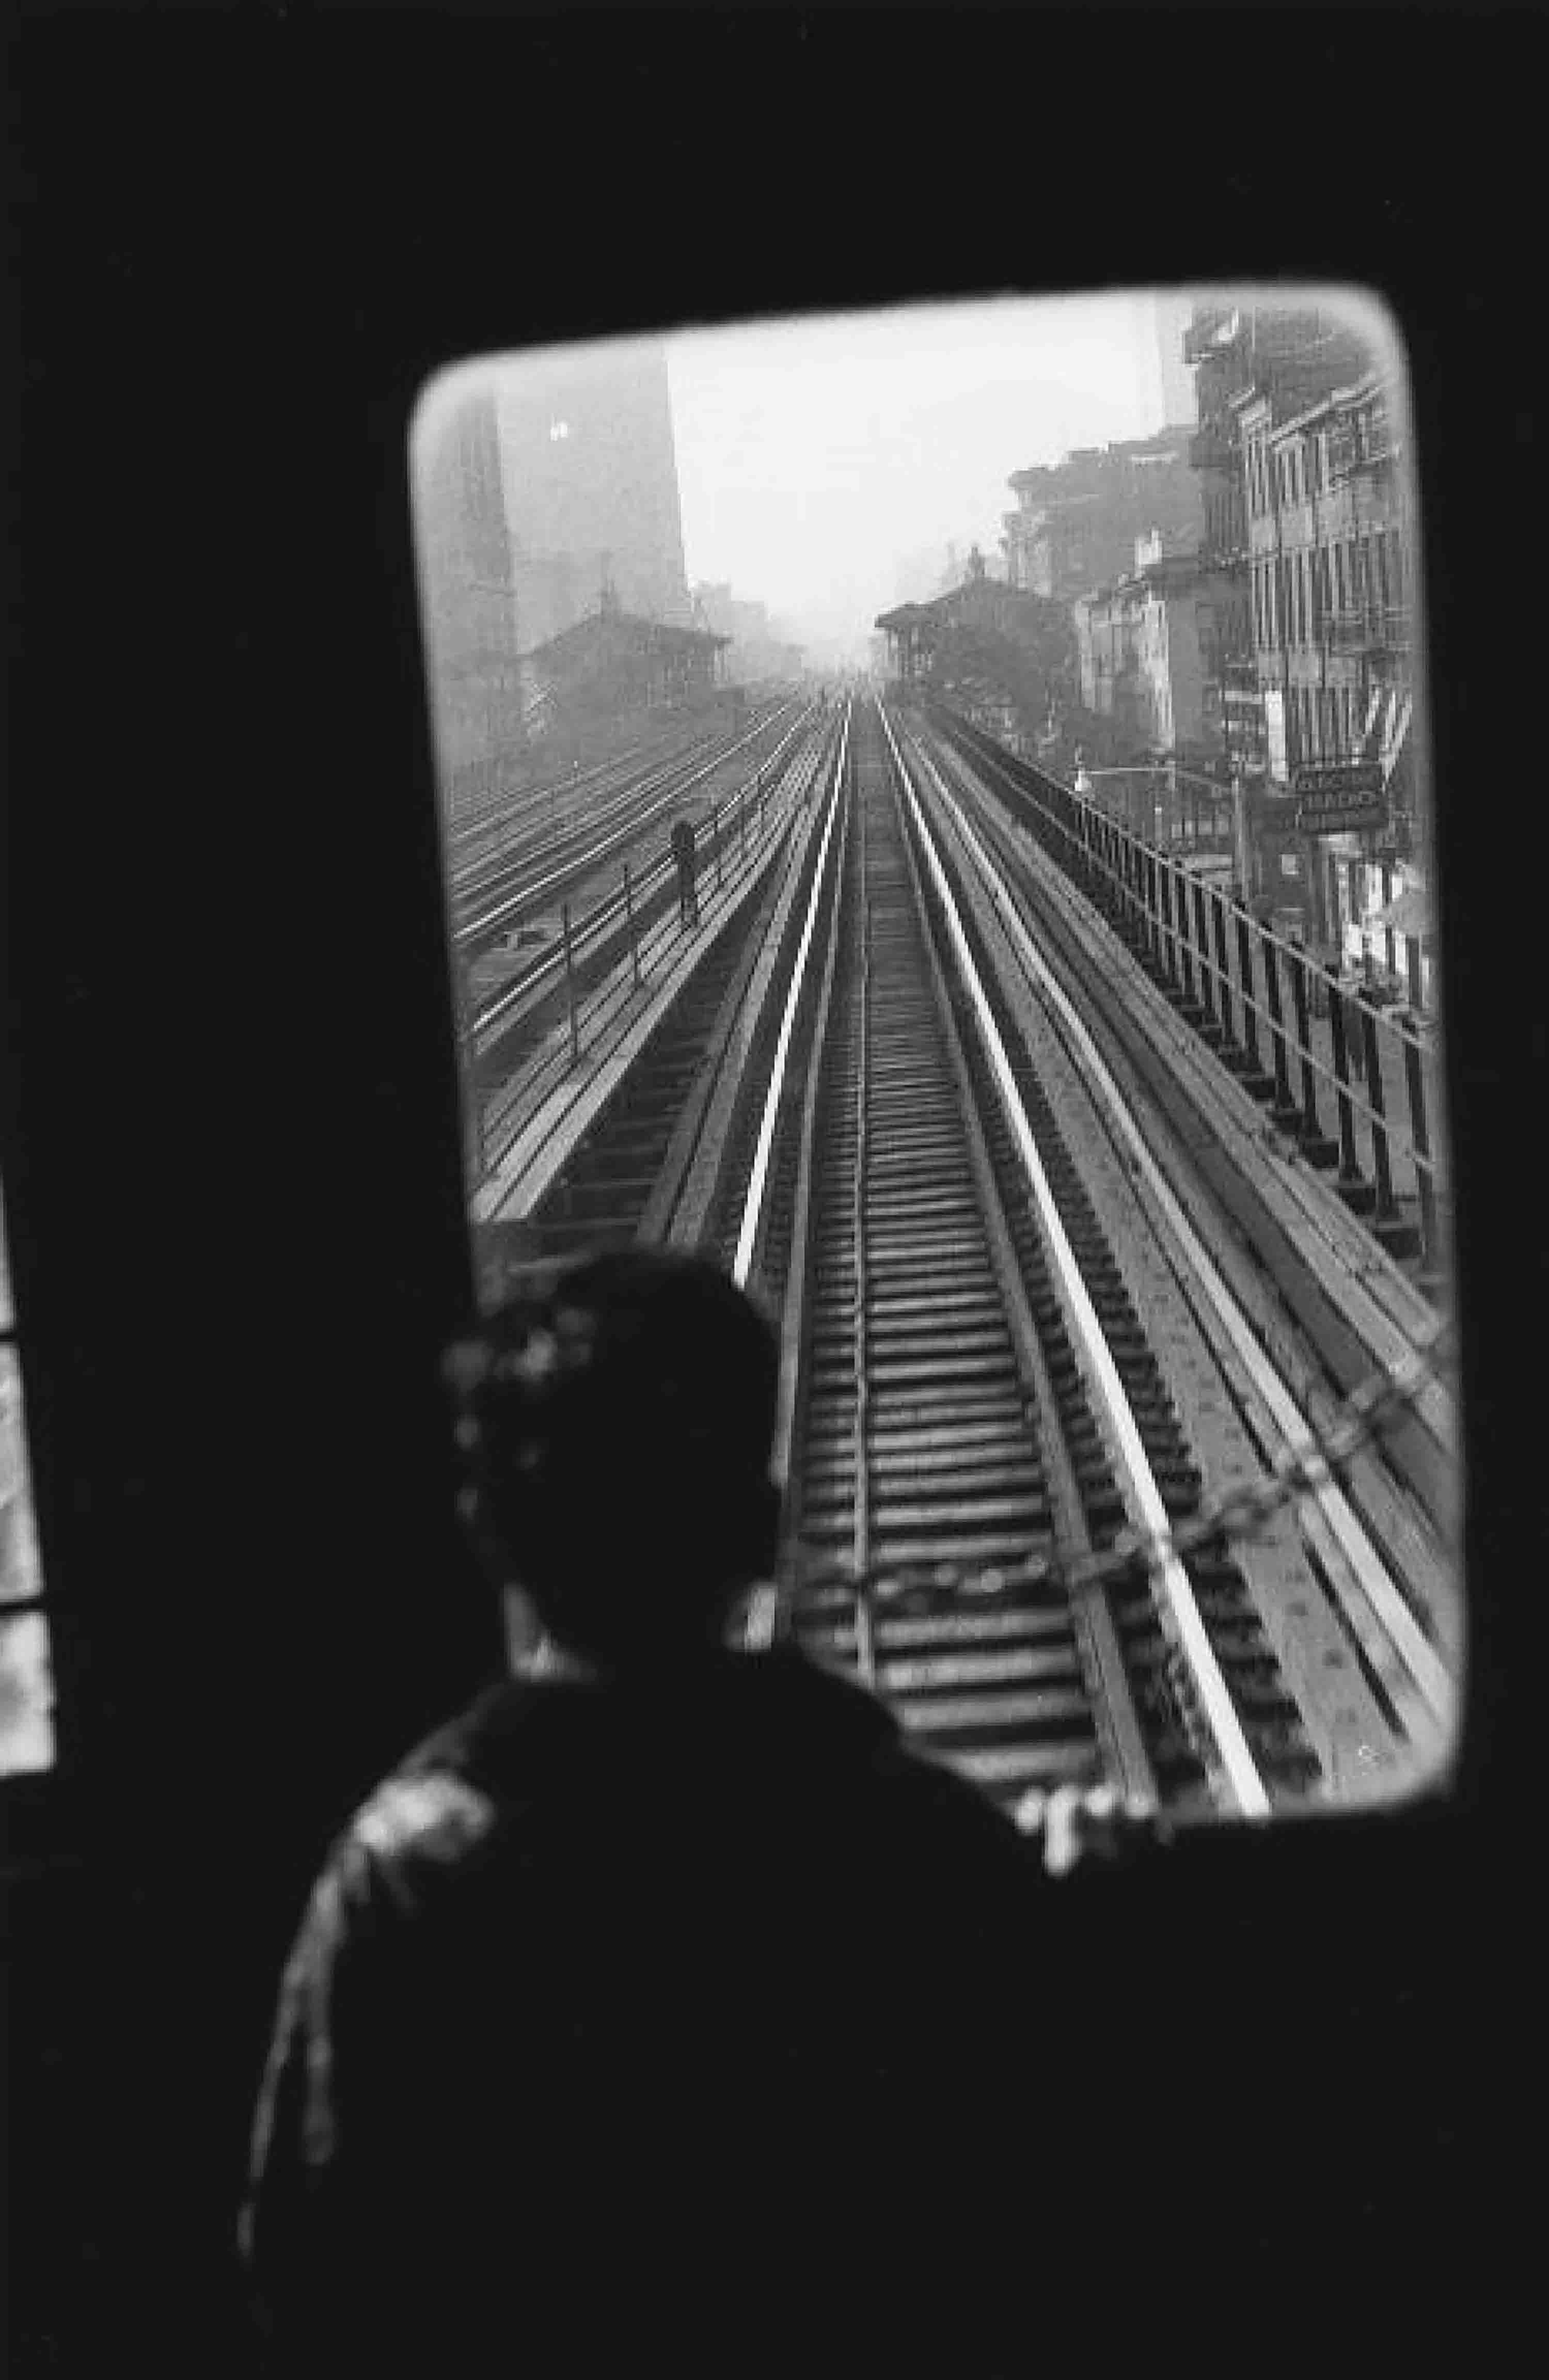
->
(931, 706, 1448, 1282)
(463, 719, 842, 1184)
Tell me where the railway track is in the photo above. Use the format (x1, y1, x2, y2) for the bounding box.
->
(765, 703, 1336, 1824)
(491, 721, 848, 1263)
(472, 691, 1450, 1827)
(454, 701, 808, 963)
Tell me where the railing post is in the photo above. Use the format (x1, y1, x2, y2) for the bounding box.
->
(1191, 875, 1218, 1032)
(1289, 943, 1339, 1167)
(1210, 887, 1236, 1046)
(1324, 970, 1370, 1200)
(1121, 823, 1143, 940)
(1140, 844, 1160, 970)
(561, 899, 580, 1066)
(623, 859, 640, 987)
(1357, 991, 1413, 1251)
(712, 802, 723, 889)
(1399, 1009, 1441, 1276)
(1235, 909, 1263, 1073)
(1165, 857, 1192, 1004)
(1152, 847, 1172, 977)
(1260, 930, 1299, 1121)
(739, 786, 748, 860)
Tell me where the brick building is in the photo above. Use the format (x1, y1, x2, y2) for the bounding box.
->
(1239, 369, 1420, 969)
(1183, 304, 1375, 786)
(1238, 371, 1413, 787)
(1002, 432, 1202, 607)
(1074, 533, 1243, 766)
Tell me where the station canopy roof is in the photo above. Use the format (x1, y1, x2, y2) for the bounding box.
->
(525, 606, 729, 667)
(875, 581, 1045, 635)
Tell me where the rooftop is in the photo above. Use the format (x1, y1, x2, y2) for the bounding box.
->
(526, 601, 728, 667)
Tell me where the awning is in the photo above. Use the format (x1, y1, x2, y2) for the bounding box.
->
(1367, 886, 1432, 939)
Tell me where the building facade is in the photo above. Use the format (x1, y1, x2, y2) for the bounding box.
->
(1074, 535, 1244, 765)
(1183, 304, 1376, 790)
(497, 343, 692, 651)
(1239, 372, 1413, 787)
(1002, 432, 1203, 608)
(1238, 370, 1420, 969)
(415, 385, 526, 792)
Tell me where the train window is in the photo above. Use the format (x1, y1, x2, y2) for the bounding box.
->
(0, 1185, 55, 1776)
(408, 283, 1458, 1832)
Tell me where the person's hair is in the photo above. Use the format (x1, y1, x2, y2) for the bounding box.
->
(446, 1248, 781, 1663)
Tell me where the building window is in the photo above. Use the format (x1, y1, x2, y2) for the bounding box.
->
(1296, 552, 1309, 646)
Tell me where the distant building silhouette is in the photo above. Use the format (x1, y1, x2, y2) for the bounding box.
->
(415, 384, 525, 794)
(498, 343, 692, 650)
(1002, 431, 1203, 609)
(692, 582, 803, 685)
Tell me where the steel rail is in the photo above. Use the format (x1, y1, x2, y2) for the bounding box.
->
(458, 703, 811, 950)
(730, 701, 852, 1289)
(471, 711, 831, 1047)
(876, 702, 1273, 1822)
(453, 705, 797, 913)
(905, 718, 1455, 1743)
(745, 703, 856, 1658)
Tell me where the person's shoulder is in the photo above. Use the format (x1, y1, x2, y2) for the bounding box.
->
(756, 1650, 1039, 1865)
(351, 1770, 495, 1868)
(313, 1766, 498, 1940)
(870, 1734, 1038, 1864)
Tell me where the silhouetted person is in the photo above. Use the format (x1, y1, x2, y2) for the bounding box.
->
(238, 1251, 1120, 2375)
(670, 813, 699, 927)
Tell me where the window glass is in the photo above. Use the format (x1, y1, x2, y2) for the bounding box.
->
(409, 286, 1457, 1832)
(0, 1197, 55, 1778)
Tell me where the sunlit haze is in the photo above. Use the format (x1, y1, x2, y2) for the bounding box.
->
(667, 294, 1172, 668)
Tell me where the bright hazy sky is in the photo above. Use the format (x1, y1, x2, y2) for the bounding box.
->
(666, 294, 1172, 667)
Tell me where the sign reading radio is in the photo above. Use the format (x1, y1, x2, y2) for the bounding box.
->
(1291, 761, 1387, 837)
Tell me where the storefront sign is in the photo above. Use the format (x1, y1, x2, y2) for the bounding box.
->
(1291, 763, 1387, 836)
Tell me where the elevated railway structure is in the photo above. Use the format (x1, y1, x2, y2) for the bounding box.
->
(453, 697, 804, 962)
(465, 692, 1458, 1831)
(460, 700, 830, 1152)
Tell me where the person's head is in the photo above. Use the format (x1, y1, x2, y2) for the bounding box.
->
(447, 1248, 782, 1670)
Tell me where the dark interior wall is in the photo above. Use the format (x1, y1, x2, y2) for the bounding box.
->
(4, 14, 1536, 2371)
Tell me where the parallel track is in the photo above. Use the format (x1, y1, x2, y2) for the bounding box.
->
(779, 704, 1323, 1821)
(476, 690, 1428, 1825)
